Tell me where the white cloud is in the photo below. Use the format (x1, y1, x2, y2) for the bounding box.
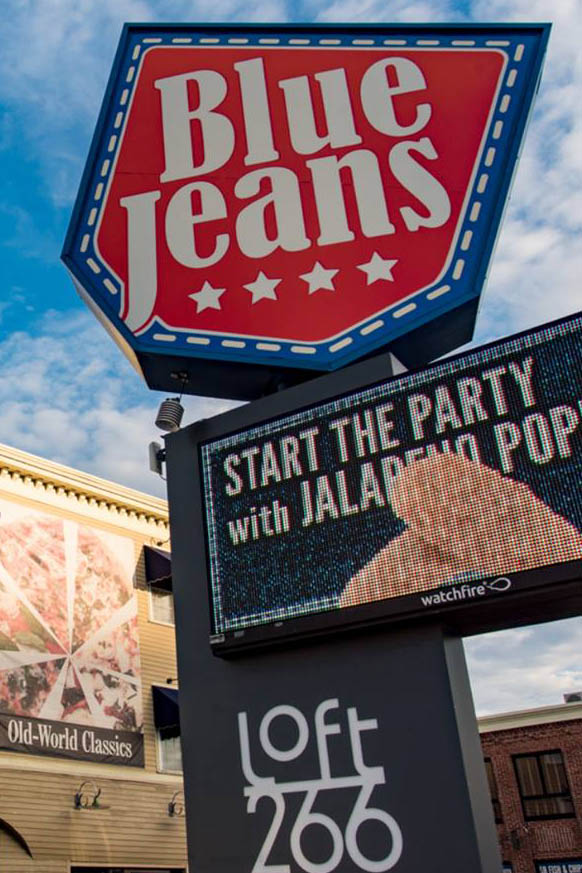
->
(309, 0, 459, 23)
(0, 309, 237, 495)
(466, 0, 582, 339)
(473, 216, 582, 343)
(465, 618, 582, 715)
(0, 0, 292, 116)
(301, 0, 582, 342)
(0, 0, 291, 205)
(3, 0, 575, 339)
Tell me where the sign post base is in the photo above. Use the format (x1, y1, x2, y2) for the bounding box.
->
(167, 437, 501, 872)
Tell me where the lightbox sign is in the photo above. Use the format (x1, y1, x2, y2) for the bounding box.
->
(62, 23, 550, 399)
(198, 312, 582, 650)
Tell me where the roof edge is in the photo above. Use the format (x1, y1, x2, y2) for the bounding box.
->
(0, 441, 168, 528)
(479, 701, 582, 734)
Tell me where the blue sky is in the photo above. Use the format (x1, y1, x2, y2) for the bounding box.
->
(0, 0, 581, 715)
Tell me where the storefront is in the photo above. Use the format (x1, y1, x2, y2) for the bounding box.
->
(535, 862, 582, 873)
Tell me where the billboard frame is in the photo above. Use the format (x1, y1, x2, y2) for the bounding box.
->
(165, 309, 582, 655)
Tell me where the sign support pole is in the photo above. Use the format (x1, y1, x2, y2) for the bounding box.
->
(166, 432, 502, 873)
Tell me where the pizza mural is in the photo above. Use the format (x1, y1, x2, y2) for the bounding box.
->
(0, 500, 143, 765)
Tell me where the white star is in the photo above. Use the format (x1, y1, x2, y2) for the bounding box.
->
(189, 281, 225, 313)
(299, 261, 339, 295)
(357, 252, 398, 285)
(244, 271, 281, 304)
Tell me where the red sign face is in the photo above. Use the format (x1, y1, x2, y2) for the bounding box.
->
(64, 25, 549, 397)
(96, 45, 504, 342)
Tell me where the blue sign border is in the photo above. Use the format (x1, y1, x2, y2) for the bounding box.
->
(63, 22, 550, 375)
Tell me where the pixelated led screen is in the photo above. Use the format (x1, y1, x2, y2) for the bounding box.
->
(200, 314, 582, 637)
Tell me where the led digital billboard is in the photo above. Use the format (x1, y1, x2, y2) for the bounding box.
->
(195, 312, 582, 651)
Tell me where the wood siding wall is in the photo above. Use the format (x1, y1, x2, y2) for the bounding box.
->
(0, 450, 188, 871)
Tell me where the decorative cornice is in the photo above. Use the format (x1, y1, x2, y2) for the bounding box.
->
(0, 442, 168, 538)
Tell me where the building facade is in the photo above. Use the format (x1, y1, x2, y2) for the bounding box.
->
(1, 441, 581, 873)
(481, 701, 582, 873)
(0, 443, 187, 872)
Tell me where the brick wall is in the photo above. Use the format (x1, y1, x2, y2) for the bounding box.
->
(481, 718, 582, 873)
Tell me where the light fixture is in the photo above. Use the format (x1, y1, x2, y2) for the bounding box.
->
(155, 371, 189, 433)
(148, 441, 166, 476)
(509, 824, 528, 850)
(74, 780, 105, 810)
(155, 398, 184, 432)
(168, 790, 185, 817)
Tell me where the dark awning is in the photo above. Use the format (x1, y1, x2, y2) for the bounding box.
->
(152, 685, 180, 738)
(144, 545, 172, 590)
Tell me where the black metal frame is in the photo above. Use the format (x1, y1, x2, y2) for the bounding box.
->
(167, 309, 582, 655)
(513, 749, 575, 821)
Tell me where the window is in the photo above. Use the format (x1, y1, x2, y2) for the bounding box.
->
(152, 685, 182, 773)
(158, 730, 183, 773)
(149, 584, 175, 625)
(484, 757, 503, 822)
(513, 751, 574, 819)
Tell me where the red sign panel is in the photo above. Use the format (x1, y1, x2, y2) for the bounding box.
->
(63, 25, 550, 398)
(99, 46, 502, 338)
